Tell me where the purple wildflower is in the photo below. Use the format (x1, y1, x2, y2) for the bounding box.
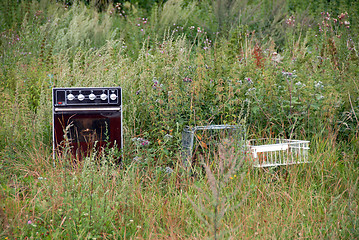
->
(245, 77, 253, 84)
(183, 77, 192, 82)
(132, 137, 150, 147)
(282, 71, 292, 76)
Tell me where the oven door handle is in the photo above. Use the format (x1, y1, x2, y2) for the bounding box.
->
(54, 107, 121, 112)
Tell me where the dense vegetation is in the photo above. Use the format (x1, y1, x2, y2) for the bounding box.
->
(0, 0, 358, 239)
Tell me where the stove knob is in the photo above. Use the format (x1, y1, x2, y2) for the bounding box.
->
(78, 94, 85, 101)
(89, 93, 96, 101)
(100, 93, 108, 101)
(67, 93, 75, 101)
(110, 93, 117, 101)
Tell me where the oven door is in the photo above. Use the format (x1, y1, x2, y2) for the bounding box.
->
(53, 107, 122, 160)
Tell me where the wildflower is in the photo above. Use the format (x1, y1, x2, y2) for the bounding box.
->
(295, 81, 305, 87)
(282, 71, 297, 77)
(129, 219, 134, 222)
(141, 141, 149, 146)
(183, 77, 192, 82)
(286, 16, 295, 26)
(245, 77, 253, 84)
(165, 167, 174, 174)
(164, 134, 173, 140)
(27, 220, 32, 224)
(314, 81, 324, 89)
(344, 21, 350, 26)
(152, 78, 159, 89)
(136, 90, 141, 95)
(245, 88, 256, 95)
(272, 52, 283, 63)
(133, 137, 150, 147)
(338, 12, 347, 20)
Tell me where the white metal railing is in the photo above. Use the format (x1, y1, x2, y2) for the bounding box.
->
(247, 138, 310, 167)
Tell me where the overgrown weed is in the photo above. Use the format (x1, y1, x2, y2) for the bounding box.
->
(0, 0, 358, 238)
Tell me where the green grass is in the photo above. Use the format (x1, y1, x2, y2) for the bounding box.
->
(0, 0, 358, 239)
(1, 135, 358, 239)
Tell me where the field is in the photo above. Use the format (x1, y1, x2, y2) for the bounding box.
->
(0, 0, 358, 239)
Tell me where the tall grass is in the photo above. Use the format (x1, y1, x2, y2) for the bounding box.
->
(0, 0, 358, 238)
(1, 130, 357, 238)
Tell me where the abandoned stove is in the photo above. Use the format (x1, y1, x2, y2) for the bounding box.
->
(52, 87, 123, 160)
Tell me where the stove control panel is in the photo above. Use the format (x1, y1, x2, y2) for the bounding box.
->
(53, 87, 121, 107)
